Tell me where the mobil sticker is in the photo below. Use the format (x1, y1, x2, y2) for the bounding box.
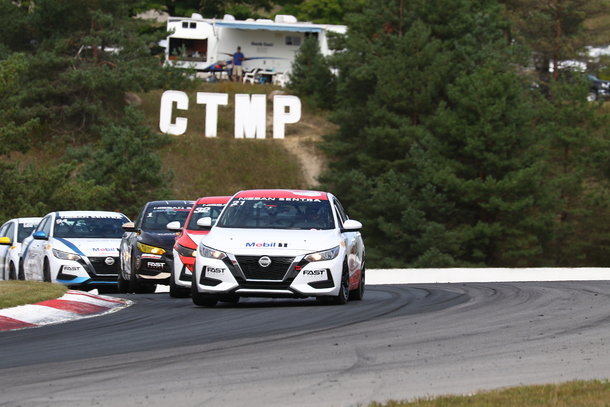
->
(245, 242, 288, 248)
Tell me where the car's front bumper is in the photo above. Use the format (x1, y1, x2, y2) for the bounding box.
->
(172, 250, 194, 289)
(134, 252, 173, 284)
(193, 252, 345, 298)
(53, 256, 120, 288)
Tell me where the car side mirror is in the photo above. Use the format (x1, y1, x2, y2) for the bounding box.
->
(33, 231, 48, 240)
(341, 219, 362, 232)
(197, 217, 212, 229)
(0, 236, 12, 246)
(167, 221, 182, 232)
(121, 222, 136, 232)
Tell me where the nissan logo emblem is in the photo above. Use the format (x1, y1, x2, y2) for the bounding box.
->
(105, 257, 115, 266)
(258, 256, 271, 268)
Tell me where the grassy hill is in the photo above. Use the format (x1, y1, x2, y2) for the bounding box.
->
(1, 81, 335, 220)
(138, 82, 336, 200)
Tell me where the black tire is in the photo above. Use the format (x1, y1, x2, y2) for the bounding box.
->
(169, 272, 190, 298)
(18, 261, 25, 280)
(588, 90, 598, 102)
(129, 259, 148, 294)
(333, 260, 350, 305)
(117, 269, 129, 293)
(191, 271, 218, 307)
(349, 262, 365, 301)
(43, 259, 51, 283)
(8, 262, 17, 280)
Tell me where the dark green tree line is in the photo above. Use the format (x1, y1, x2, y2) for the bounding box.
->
(318, 0, 610, 267)
(0, 0, 191, 221)
(502, 0, 610, 78)
(289, 36, 337, 110)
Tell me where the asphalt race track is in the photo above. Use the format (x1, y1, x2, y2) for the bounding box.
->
(1, 281, 610, 407)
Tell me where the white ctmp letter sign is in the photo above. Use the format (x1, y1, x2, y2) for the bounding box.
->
(159, 90, 302, 139)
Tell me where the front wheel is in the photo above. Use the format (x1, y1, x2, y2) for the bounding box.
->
(43, 259, 51, 283)
(191, 271, 218, 307)
(117, 269, 129, 293)
(349, 263, 365, 301)
(8, 263, 17, 280)
(169, 272, 190, 298)
(18, 261, 25, 280)
(129, 260, 149, 294)
(333, 260, 350, 305)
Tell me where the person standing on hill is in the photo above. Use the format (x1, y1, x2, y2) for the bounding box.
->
(232, 46, 245, 82)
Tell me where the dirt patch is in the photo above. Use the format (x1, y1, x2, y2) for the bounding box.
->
(281, 134, 326, 188)
(267, 106, 337, 188)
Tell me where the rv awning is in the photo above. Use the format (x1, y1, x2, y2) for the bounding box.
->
(213, 22, 322, 33)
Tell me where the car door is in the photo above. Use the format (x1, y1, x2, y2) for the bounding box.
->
(0, 222, 11, 279)
(120, 205, 145, 279)
(332, 197, 364, 279)
(25, 215, 52, 281)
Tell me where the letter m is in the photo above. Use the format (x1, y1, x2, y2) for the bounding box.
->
(235, 94, 266, 139)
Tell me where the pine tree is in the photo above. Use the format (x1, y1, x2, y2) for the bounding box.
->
(503, 0, 610, 78)
(68, 106, 174, 218)
(0, 54, 39, 156)
(0, 0, 189, 220)
(289, 36, 336, 110)
(320, 0, 558, 267)
(535, 77, 610, 266)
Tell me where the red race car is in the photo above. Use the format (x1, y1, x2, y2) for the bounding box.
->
(167, 196, 230, 298)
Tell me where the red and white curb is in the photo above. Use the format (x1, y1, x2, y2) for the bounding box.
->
(0, 290, 132, 332)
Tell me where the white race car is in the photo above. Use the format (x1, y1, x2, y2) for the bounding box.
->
(22, 211, 130, 292)
(0, 217, 42, 280)
(192, 189, 365, 307)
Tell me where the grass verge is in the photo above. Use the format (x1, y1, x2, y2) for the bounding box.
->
(0, 281, 68, 309)
(369, 379, 610, 406)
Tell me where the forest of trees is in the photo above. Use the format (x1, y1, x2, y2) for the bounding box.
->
(2, 0, 610, 268)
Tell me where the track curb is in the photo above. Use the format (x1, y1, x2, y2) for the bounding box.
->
(0, 290, 132, 332)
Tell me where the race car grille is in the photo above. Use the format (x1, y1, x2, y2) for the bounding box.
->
(234, 277, 295, 290)
(88, 257, 120, 275)
(235, 256, 294, 280)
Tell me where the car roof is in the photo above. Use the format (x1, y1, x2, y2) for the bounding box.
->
(4, 217, 43, 224)
(52, 211, 128, 218)
(232, 189, 329, 200)
(145, 200, 195, 207)
(146, 200, 195, 205)
(194, 196, 231, 205)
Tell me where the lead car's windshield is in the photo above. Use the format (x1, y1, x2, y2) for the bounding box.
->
(54, 216, 128, 238)
(217, 198, 334, 230)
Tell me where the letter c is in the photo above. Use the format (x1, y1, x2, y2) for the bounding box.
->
(159, 90, 189, 135)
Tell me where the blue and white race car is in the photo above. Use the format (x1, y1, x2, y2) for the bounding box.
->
(22, 211, 130, 292)
(0, 217, 42, 280)
(192, 189, 365, 307)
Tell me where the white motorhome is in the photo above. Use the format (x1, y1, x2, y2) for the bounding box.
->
(165, 13, 346, 76)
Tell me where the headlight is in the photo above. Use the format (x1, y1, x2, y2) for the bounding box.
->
(137, 242, 166, 255)
(52, 249, 81, 261)
(304, 246, 340, 262)
(199, 244, 227, 260)
(176, 243, 196, 257)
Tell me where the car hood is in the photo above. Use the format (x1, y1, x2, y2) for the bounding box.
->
(138, 230, 179, 250)
(53, 237, 121, 257)
(202, 227, 342, 256)
(181, 231, 209, 248)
